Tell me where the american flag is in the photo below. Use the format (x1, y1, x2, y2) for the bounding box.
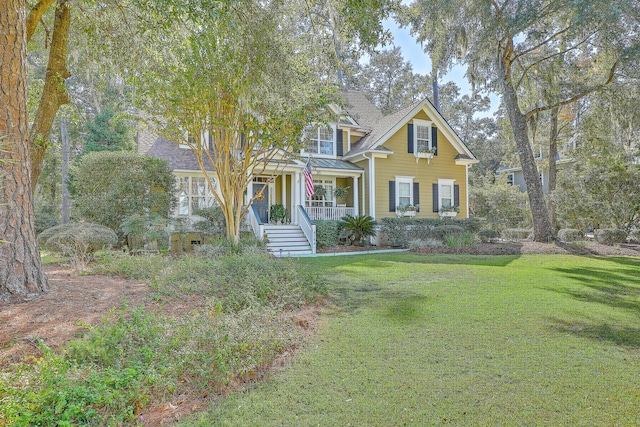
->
(303, 159, 315, 198)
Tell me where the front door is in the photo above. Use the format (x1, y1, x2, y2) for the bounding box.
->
(252, 181, 269, 223)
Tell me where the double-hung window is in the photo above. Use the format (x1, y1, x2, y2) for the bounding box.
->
(438, 179, 455, 210)
(396, 177, 414, 208)
(303, 124, 335, 156)
(176, 176, 216, 217)
(413, 119, 432, 153)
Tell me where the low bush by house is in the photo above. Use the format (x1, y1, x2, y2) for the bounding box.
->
(557, 228, 584, 242)
(595, 228, 627, 245)
(501, 228, 532, 240)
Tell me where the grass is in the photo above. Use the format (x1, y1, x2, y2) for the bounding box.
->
(182, 253, 640, 426)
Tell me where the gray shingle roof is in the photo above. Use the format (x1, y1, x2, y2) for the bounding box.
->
(137, 130, 215, 171)
(345, 98, 424, 156)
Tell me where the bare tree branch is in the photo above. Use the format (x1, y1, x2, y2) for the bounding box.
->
(525, 60, 618, 121)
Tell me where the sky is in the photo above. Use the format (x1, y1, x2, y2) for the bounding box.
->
(383, 18, 501, 117)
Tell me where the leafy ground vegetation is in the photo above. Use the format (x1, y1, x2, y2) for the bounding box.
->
(2, 245, 640, 425)
(0, 245, 326, 426)
(183, 252, 640, 426)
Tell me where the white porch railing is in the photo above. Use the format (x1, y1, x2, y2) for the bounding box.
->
(305, 206, 355, 221)
(249, 205, 265, 241)
(296, 205, 316, 254)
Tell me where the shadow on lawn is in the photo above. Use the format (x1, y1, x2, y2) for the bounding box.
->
(548, 264, 640, 315)
(546, 258, 640, 348)
(548, 318, 640, 348)
(308, 253, 521, 269)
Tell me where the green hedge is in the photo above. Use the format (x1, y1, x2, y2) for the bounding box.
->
(314, 220, 342, 248)
(379, 217, 482, 248)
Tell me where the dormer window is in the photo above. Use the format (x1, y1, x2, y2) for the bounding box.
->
(414, 119, 433, 153)
(303, 124, 335, 157)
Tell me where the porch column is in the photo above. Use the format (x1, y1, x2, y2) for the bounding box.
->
(281, 172, 287, 213)
(293, 171, 301, 224)
(353, 176, 359, 215)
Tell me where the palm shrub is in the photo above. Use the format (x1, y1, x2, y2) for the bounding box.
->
(339, 215, 376, 245)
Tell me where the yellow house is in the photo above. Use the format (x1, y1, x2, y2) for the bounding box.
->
(138, 90, 477, 255)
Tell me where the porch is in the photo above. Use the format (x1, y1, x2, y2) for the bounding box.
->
(305, 205, 355, 221)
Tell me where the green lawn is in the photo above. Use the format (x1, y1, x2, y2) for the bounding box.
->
(183, 254, 640, 426)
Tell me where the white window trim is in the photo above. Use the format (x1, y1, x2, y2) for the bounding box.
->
(306, 176, 336, 207)
(175, 175, 218, 217)
(301, 123, 337, 159)
(413, 119, 433, 154)
(396, 176, 415, 208)
(437, 178, 456, 211)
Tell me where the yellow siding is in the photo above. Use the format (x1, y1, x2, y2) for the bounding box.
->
(373, 119, 467, 219)
(274, 176, 282, 205)
(336, 177, 352, 206)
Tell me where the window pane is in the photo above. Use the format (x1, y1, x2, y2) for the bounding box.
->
(398, 182, 411, 197)
(320, 140, 333, 155)
(441, 185, 452, 198)
(416, 125, 430, 151)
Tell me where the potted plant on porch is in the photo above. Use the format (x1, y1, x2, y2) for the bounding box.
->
(269, 204, 288, 224)
(334, 185, 349, 202)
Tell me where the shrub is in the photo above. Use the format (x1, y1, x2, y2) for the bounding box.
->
(340, 215, 376, 245)
(629, 229, 640, 244)
(314, 220, 341, 248)
(470, 176, 531, 231)
(378, 217, 481, 248)
(193, 206, 226, 235)
(38, 223, 118, 269)
(35, 209, 59, 235)
(557, 228, 584, 242)
(120, 213, 169, 250)
(501, 228, 532, 240)
(594, 228, 627, 245)
(427, 225, 465, 241)
(69, 151, 175, 236)
(408, 238, 443, 250)
(477, 229, 499, 243)
(445, 232, 478, 248)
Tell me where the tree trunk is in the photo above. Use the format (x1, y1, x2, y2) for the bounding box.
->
(547, 107, 559, 229)
(61, 118, 70, 224)
(29, 0, 71, 191)
(499, 55, 555, 242)
(0, 0, 49, 302)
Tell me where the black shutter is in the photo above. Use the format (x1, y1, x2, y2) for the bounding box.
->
(432, 183, 439, 212)
(413, 182, 420, 212)
(336, 129, 343, 156)
(432, 126, 438, 155)
(407, 124, 414, 154)
(454, 184, 460, 207)
(389, 181, 396, 212)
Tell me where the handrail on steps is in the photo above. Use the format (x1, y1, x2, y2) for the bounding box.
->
(249, 204, 265, 241)
(296, 205, 316, 254)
